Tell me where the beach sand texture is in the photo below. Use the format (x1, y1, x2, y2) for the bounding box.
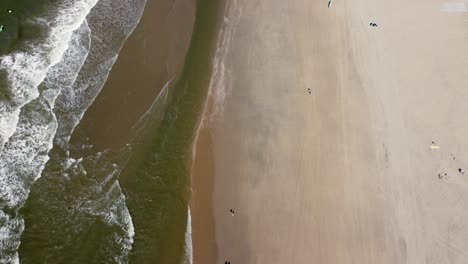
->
(192, 0, 468, 263)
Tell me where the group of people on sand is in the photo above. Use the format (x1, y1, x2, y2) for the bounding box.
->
(225, 3, 383, 263)
(224, 210, 236, 263)
(433, 141, 465, 180)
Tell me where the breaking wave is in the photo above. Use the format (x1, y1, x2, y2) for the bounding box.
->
(0, 0, 99, 152)
(0, 0, 146, 262)
(0, 19, 91, 264)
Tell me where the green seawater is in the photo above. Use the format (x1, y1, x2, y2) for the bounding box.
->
(0, 0, 62, 55)
(120, 0, 223, 262)
(2, 0, 222, 262)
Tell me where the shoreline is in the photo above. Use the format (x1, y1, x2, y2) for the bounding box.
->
(190, 121, 217, 263)
(104, 0, 224, 262)
(190, 1, 237, 263)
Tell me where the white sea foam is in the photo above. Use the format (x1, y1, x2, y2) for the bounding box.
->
(207, 0, 241, 121)
(47, 1, 147, 257)
(192, 0, 241, 164)
(131, 78, 173, 137)
(192, 0, 241, 171)
(60, 154, 135, 262)
(0, 0, 148, 260)
(54, 0, 147, 150)
(0, 20, 92, 263)
(0, 110, 20, 154)
(20, 0, 146, 261)
(188, 3, 241, 264)
(0, 0, 100, 152)
(54, 53, 118, 148)
(183, 207, 193, 264)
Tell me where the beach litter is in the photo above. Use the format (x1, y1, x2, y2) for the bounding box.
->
(430, 141, 440, 150)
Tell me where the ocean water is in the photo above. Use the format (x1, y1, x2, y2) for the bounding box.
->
(0, 0, 221, 262)
(116, 1, 223, 262)
(0, 0, 144, 262)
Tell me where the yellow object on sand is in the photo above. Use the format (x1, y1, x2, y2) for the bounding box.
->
(430, 145, 440, 149)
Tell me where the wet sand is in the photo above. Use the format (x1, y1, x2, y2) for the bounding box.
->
(192, 0, 468, 263)
(191, 123, 218, 264)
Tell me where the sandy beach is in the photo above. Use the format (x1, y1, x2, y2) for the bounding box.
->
(192, 0, 468, 263)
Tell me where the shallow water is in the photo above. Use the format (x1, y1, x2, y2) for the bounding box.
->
(0, 0, 144, 262)
(0, 0, 221, 262)
(117, 1, 223, 262)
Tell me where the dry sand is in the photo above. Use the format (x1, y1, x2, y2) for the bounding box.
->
(192, 0, 468, 263)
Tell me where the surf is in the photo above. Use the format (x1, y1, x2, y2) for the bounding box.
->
(0, 0, 100, 152)
(0, 17, 92, 264)
(0, 0, 147, 261)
